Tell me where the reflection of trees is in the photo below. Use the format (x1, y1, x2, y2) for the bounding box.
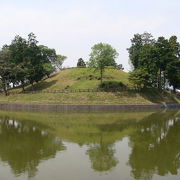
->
(0, 116, 65, 178)
(128, 111, 180, 180)
(87, 135, 118, 172)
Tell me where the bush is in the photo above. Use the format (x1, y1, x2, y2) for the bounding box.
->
(99, 81, 126, 89)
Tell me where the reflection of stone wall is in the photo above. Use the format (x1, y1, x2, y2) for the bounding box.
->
(0, 117, 65, 178)
(0, 104, 180, 113)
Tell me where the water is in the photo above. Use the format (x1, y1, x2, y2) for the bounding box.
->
(0, 110, 179, 180)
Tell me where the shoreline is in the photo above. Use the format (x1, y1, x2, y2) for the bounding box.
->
(0, 103, 180, 113)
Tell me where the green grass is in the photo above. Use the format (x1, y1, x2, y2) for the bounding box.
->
(1, 67, 179, 105)
(10, 68, 129, 91)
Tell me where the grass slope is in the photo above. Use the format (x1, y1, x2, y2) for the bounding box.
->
(0, 68, 179, 105)
(24, 67, 130, 91)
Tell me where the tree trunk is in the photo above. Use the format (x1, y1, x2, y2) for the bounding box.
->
(173, 86, 176, 93)
(158, 69, 162, 90)
(21, 80, 25, 91)
(31, 82, 34, 91)
(2, 80, 8, 96)
(100, 68, 103, 85)
(163, 71, 166, 90)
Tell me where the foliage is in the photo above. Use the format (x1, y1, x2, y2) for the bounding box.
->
(0, 49, 15, 95)
(77, 58, 86, 67)
(127, 32, 155, 69)
(116, 64, 124, 70)
(129, 68, 151, 89)
(53, 54, 67, 70)
(99, 81, 126, 90)
(43, 63, 56, 78)
(0, 33, 66, 94)
(88, 43, 119, 84)
(128, 32, 180, 92)
(166, 60, 180, 91)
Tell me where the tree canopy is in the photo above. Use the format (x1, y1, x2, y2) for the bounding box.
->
(88, 43, 119, 84)
(77, 58, 86, 67)
(0, 33, 66, 94)
(128, 32, 180, 92)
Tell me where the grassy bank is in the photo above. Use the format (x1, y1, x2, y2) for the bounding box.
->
(0, 68, 179, 105)
(0, 90, 179, 105)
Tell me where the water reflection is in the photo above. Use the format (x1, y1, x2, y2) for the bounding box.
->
(128, 111, 180, 180)
(0, 110, 179, 180)
(87, 135, 118, 171)
(0, 116, 65, 178)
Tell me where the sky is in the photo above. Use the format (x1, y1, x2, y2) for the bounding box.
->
(0, 0, 179, 71)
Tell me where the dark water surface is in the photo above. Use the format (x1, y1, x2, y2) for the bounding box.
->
(0, 110, 179, 180)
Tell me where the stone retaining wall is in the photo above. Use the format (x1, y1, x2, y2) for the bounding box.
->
(0, 104, 179, 113)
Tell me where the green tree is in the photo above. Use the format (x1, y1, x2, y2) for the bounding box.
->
(166, 36, 180, 92)
(8, 35, 29, 90)
(166, 60, 180, 92)
(138, 44, 158, 87)
(0, 49, 14, 95)
(77, 58, 86, 67)
(116, 64, 124, 70)
(25, 33, 44, 88)
(88, 43, 118, 84)
(129, 68, 151, 89)
(53, 54, 67, 70)
(155, 37, 171, 90)
(42, 63, 55, 78)
(127, 32, 155, 69)
(38, 45, 56, 77)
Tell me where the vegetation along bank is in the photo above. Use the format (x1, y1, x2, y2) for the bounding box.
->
(0, 32, 179, 105)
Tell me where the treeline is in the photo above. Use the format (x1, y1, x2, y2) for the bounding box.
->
(1, 32, 179, 95)
(128, 32, 180, 92)
(0, 33, 66, 95)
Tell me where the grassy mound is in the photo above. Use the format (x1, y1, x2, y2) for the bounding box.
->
(0, 68, 179, 105)
(22, 67, 130, 91)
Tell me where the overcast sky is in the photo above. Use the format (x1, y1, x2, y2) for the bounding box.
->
(0, 0, 179, 71)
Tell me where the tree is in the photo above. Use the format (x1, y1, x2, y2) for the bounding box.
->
(0, 49, 14, 95)
(25, 33, 44, 88)
(116, 64, 124, 70)
(166, 36, 180, 92)
(8, 35, 29, 90)
(0, 32, 64, 94)
(77, 58, 86, 67)
(52, 54, 67, 70)
(129, 68, 151, 90)
(127, 33, 180, 91)
(43, 63, 55, 78)
(38, 45, 56, 77)
(88, 43, 119, 84)
(138, 44, 158, 87)
(155, 37, 171, 90)
(167, 60, 180, 92)
(127, 32, 155, 69)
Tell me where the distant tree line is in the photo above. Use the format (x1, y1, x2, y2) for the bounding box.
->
(128, 32, 180, 92)
(0, 33, 66, 95)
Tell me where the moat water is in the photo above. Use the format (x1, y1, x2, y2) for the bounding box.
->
(0, 110, 179, 180)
